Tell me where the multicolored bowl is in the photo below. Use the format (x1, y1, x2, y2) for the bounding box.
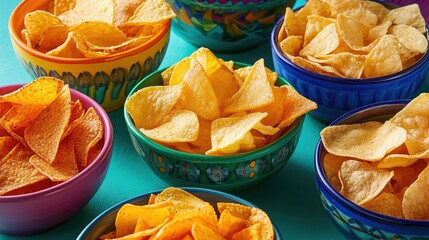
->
(0, 84, 113, 236)
(8, 0, 170, 112)
(315, 100, 429, 239)
(124, 63, 305, 192)
(270, 13, 429, 124)
(77, 187, 283, 240)
(167, 0, 295, 52)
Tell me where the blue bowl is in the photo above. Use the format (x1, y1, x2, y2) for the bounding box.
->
(315, 100, 429, 239)
(77, 187, 283, 240)
(167, 0, 295, 52)
(271, 16, 429, 124)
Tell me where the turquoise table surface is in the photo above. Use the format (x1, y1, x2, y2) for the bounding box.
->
(4, 1, 427, 240)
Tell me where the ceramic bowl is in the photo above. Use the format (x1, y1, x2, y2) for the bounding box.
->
(124, 62, 305, 192)
(0, 84, 113, 236)
(167, 0, 295, 52)
(8, 0, 170, 112)
(77, 187, 283, 239)
(271, 15, 429, 124)
(315, 100, 429, 239)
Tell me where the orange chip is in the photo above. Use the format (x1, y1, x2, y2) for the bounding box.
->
(62, 99, 84, 140)
(24, 85, 72, 163)
(37, 24, 69, 53)
(339, 160, 394, 205)
(24, 10, 63, 43)
(168, 57, 191, 86)
(0, 136, 19, 160)
(54, 0, 76, 15)
(0, 77, 64, 106)
(217, 209, 247, 239)
(191, 221, 225, 240)
(231, 224, 261, 240)
(69, 107, 103, 167)
(0, 143, 47, 196)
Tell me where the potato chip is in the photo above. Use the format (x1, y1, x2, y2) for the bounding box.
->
(389, 24, 428, 54)
(300, 23, 339, 57)
(303, 15, 336, 46)
(62, 100, 84, 140)
(178, 60, 219, 120)
(69, 21, 128, 48)
(250, 86, 286, 127)
(168, 57, 191, 86)
(323, 153, 350, 191)
(360, 192, 404, 218)
(125, 0, 175, 25)
(390, 159, 427, 194)
(0, 143, 47, 195)
(24, 85, 72, 163)
(378, 148, 429, 169)
(191, 221, 224, 240)
(46, 31, 85, 58)
(337, 14, 367, 50)
(339, 159, 394, 205)
(280, 36, 303, 57)
(139, 110, 199, 143)
(115, 201, 172, 237)
(281, 7, 301, 37)
(294, 0, 333, 36)
(217, 209, 247, 239)
(363, 35, 403, 78)
(382, 4, 426, 33)
(37, 24, 69, 53)
(208, 64, 241, 108)
(125, 84, 185, 129)
(307, 52, 365, 78)
(206, 112, 267, 155)
(402, 163, 429, 220)
(54, 0, 76, 15)
(114, 0, 144, 27)
(0, 136, 19, 160)
(69, 107, 103, 167)
(190, 118, 212, 152)
(290, 56, 345, 77)
(57, 9, 83, 26)
(342, 7, 378, 28)
(29, 136, 78, 181)
(223, 59, 274, 114)
(359, 1, 389, 22)
(321, 121, 407, 161)
(366, 20, 392, 44)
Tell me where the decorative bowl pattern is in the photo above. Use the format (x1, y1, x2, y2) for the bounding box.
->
(0, 84, 113, 236)
(315, 101, 429, 239)
(124, 63, 305, 192)
(167, 0, 295, 52)
(8, 0, 170, 112)
(271, 16, 429, 124)
(77, 187, 283, 240)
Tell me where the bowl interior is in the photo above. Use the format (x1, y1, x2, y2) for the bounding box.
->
(0, 83, 113, 201)
(124, 62, 304, 163)
(77, 187, 283, 240)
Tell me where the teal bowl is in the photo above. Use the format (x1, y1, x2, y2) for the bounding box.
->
(77, 187, 283, 239)
(124, 62, 305, 192)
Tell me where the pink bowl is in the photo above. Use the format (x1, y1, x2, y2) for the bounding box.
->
(0, 84, 113, 236)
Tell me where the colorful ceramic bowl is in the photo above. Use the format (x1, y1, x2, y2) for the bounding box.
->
(167, 0, 295, 52)
(8, 0, 170, 112)
(0, 84, 113, 236)
(77, 187, 283, 239)
(270, 15, 429, 124)
(315, 100, 429, 239)
(124, 63, 305, 192)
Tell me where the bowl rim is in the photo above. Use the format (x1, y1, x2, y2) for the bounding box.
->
(123, 61, 305, 163)
(8, 0, 171, 64)
(77, 187, 283, 240)
(171, 0, 293, 11)
(314, 99, 429, 226)
(270, 15, 429, 84)
(0, 83, 114, 201)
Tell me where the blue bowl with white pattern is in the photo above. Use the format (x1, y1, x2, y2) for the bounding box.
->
(315, 100, 429, 239)
(124, 62, 304, 192)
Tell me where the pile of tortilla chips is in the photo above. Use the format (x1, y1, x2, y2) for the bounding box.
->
(125, 47, 317, 156)
(278, 0, 428, 78)
(0, 77, 103, 196)
(321, 93, 429, 220)
(21, 0, 175, 57)
(99, 187, 275, 240)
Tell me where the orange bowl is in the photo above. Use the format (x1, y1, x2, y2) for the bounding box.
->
(8, 0, 171, 112)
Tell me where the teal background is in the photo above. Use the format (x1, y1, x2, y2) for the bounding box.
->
(1, 0, 344, 239)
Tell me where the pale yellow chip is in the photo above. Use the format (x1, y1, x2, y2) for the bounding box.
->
(57, 9, 84, 26)
(323, 153, 349, 192)
(303, 15, 337, 46)
(359, 1, 390, 21)
(363, 35, 403, 78)
(299, 23, 339, 57)
(339, 159, 394, 205)
(113, 0, 145, 27)
(69, 21, 128, 48)
(139, 110, 199, 143)
(402, 163, 429, 220)
(280, 36, 303, 57)
(125, 84, 185, 129)
(389, 24, 428, 54)
(336, 14, 367, 50)
(168, 57, 191, 86)
(321, 121, 407, 161)
(360, 192, 404, 218)
(223, 59, 274, 114)
(382, 4, 426, 33)
(125, 0, 176, 25)
(291, 56, 345, 77)
(72, 0, 115, 24)
(307, 52, 365, 78)
(366, 20, 392, 44)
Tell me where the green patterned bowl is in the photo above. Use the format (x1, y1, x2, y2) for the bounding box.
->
(124, 62, 305, 192)
(9, 0, 170, 112)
